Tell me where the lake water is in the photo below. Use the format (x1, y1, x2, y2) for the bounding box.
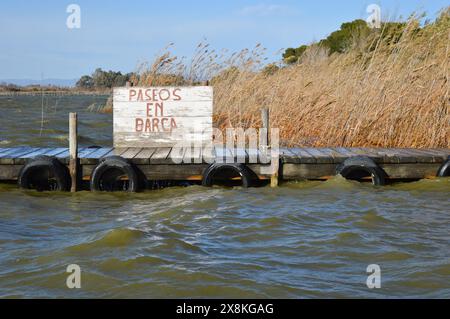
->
(0, 95, 449, 298)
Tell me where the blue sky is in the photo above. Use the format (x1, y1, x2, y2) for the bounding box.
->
(0, 0, 448, 80)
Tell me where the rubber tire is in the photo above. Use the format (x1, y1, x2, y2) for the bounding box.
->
(90, 156, 140, 192)
(202, 163, 258, 188)
(18, 155, 70, 191)
(437, 156, 450, 177)
(336, 156, 387, 186)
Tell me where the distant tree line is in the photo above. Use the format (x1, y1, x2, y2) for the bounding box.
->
(0, 82, 71, 93)
(283, 19, 410, 64)
(76, 68, 134, 89)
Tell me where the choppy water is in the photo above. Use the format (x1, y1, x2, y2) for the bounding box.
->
(0, 95, 449, 298)
(0, 95, 112, 147)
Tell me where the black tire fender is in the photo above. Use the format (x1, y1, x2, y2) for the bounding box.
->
(336, 156, 387, 186)
(202, 163, 258, 187)
(18, 155, 70, 191)
(437, 156, 450, 177)
(90, 156, 141, 192)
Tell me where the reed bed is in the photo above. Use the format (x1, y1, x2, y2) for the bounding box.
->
(127, 10, 449, 148)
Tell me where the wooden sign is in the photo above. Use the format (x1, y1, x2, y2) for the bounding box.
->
(113, 86, 213, 147)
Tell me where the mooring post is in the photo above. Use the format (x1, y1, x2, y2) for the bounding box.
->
(261, 108, 269, 148)
(270, 157, 279, 188)
(261, 108, 278, 187)
(69, 112, 78, 192)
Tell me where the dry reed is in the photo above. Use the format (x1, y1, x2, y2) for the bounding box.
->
(125, 9, 450, 148)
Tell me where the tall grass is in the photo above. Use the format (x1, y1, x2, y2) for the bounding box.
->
(130, 9, 449, 148)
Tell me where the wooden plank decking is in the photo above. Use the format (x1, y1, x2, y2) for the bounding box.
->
(1, 147, 448, 164)
(0, 147, 448, 181)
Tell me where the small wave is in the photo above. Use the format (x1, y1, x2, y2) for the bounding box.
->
(322, 231, 363, 246)
(52, 134, 68, 141)
(317, 175, 362, 190)
(337, 231, 361, 241)
(259, 216, 282, 226)
(284, 180, 322, 190)
(157, 238, 206, 254)
(68, 228, 145, 251)
(434, 263, 450, 276)
(389, 178, 450, 192)
(395, 278, 448, 290)
(375, 251, 413, 261)
(354, 209, 391, 228)
(0, 139, 11, 145)
(98, 256, 169, 271)
(84, 121, 111, 128)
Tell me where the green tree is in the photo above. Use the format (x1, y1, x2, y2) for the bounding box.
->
(75, 75, 94, 89)
(319, 19, 371, 54)
(282, 45, 308, 64)
(92, 68, 110, 88)
(282, 19, 372, 63)
(282, 48, 296, 60)
(80, 68, 133, 89)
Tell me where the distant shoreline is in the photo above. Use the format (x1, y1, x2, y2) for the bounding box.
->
(0, 91, 110, 96)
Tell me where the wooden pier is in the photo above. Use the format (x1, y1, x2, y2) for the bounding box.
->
(0, 146, 448, 191)
(0, 87, 448, 191)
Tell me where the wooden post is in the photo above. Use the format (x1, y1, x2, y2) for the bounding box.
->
(69, 112, 78, 192)
(270, 157, 279, 188)
(261, 108, 278, 187)
(261, 108, 269, 149)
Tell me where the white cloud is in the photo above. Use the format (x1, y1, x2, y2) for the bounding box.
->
(238, 4, 289, 17)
